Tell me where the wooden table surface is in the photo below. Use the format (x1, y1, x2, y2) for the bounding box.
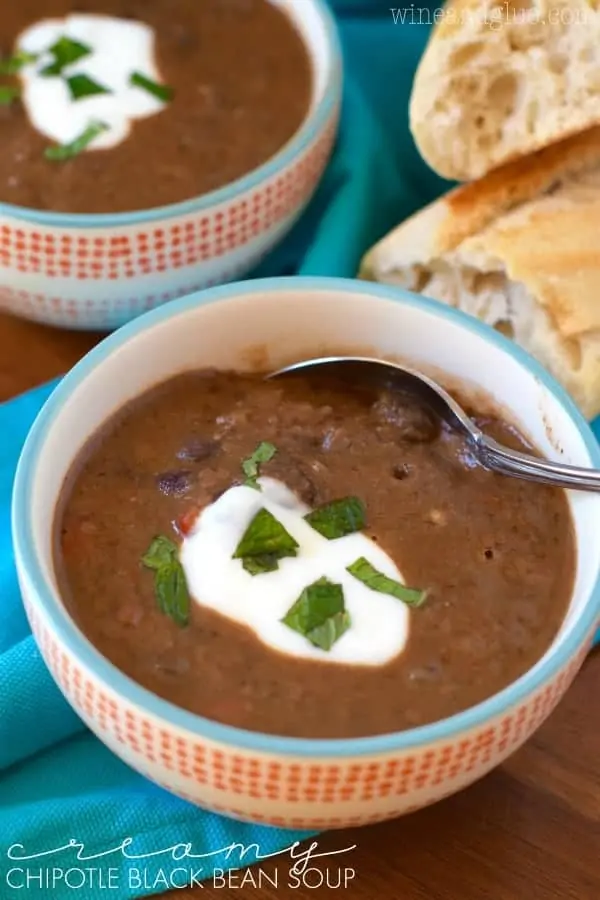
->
(2, 310, 599, 900)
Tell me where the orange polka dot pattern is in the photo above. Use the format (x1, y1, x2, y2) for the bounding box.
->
(24, 595, 593, 830)
(0, 117, 337, 330)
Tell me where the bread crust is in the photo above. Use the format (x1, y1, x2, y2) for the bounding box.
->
(360, 128, 600, 417)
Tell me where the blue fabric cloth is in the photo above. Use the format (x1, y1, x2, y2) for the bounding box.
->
(1, 4, 597, 898)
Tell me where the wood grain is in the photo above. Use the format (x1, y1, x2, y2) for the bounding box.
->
(2, 309, 598, 900)
(0, 313, 102, 402)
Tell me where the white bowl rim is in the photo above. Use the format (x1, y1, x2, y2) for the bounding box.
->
(0, 0, 342, 229)
(12, 276, 600, 758)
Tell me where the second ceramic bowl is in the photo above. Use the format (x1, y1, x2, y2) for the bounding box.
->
(0, 1, 341, 331)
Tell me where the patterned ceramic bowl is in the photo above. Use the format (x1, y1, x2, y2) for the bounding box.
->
(12, 277, 600, 829)
(0, 2, 341, 332)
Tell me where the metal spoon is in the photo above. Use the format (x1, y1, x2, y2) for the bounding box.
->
(268, 356, 600, 493)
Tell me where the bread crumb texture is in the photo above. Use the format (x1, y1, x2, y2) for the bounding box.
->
(410, 0, 600, 180)
(360, 129, 600, 417)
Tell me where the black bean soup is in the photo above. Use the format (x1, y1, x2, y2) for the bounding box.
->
(0, 0, 312, 212)
(54, 369, 575, 739)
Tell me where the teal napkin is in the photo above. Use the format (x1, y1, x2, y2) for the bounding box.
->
(1, 4, 597, 898)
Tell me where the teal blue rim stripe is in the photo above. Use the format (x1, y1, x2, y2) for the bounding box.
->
(0, 0, 342, 228)
(12, 277, 600, 758)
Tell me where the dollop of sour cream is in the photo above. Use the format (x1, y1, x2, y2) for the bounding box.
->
(180, 478, 411, 667)
(17, 15, 166, 150)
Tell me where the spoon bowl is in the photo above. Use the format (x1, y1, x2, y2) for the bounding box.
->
(270, 355, 600, 493)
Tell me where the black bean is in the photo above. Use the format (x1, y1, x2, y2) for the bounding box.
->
(173, 26, 199, 51)
(264, 453, 320, 506)
(321, 427, 351, 452)
(116, 602, 144, 628)
(176, 438, 219, 462)
(154, 655, 191, 676)
(456, 446, 480, 470)
(408, 662, 443, 683)
(373, 392, 440, 443)
(156, 470, 193, 497)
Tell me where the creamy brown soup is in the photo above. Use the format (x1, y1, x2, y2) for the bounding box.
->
(54, 368, 576, 739)
(0, 0, 312, 213)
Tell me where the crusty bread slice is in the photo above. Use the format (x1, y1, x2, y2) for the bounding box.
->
(359, 127, 600, 417)
(409, 0, 600, 181)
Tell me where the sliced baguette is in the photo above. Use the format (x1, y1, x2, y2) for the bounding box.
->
(409, 0, 600, 181)
(359, 127, 600, 417)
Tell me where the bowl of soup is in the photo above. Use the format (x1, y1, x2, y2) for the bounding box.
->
(12, 277, 600, 828)
(0, 1, 340, 330)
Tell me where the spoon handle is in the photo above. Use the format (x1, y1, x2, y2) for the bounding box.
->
(477, 437, 600, 492)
